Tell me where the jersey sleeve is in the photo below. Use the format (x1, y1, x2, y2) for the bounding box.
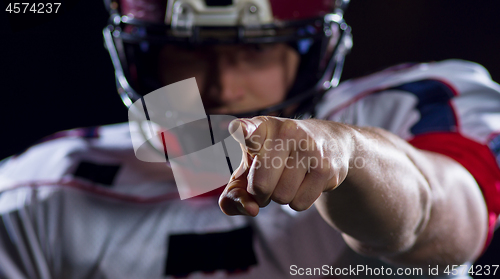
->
(324, 60, 500, 249)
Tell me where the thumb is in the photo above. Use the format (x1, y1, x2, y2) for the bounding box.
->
(219, 161, 259, 216)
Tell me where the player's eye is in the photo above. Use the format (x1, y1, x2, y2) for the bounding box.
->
(249, 43, 275, 53)
(240, 44, 276, 60)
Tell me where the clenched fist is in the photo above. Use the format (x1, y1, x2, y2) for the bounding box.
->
(219, 116, 355, 216)
(218, 116, 489, 267)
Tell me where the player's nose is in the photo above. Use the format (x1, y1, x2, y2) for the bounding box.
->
(202, 51, 248, 109)
(218, 61, 246, 104)
(217, 53, 245, 104)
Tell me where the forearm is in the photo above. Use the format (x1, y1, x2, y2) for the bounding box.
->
(314, 124, 431, 253)
(313, 123, 487, 265)
(220, 117, 487, 266)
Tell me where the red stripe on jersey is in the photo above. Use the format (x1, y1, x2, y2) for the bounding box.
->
(2, 178, 225, 203)
(435, 77, 459, 96)
(448, 99, 461, 133)
(2, 178, 182, 203)
(409, 132, 500, 251)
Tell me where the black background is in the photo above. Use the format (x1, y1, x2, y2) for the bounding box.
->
(1, 0, 500, 267)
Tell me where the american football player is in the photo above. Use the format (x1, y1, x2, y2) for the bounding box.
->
(1, 0, 499, 278)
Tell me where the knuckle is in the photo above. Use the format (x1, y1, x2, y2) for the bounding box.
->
(290, 188, 322, 212)
(299, 135, 316, 151)
(248, 181, 273, 197)
(278, 120, 298, 139)
(271, 189, 294, 205)
(310, 164, 330, 177)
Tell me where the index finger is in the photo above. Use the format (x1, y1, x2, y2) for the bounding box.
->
(229, 117, 267, 156)
(219, 159, 260, 216)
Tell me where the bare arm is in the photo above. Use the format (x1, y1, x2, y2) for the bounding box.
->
(314, 124, 487, 267)
(219, 117, 488, 267)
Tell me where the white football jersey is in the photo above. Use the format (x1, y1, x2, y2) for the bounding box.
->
(1, 60, 499, 279)
(316, 59, 500, 243)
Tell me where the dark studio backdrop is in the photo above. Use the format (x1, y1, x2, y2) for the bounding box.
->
(1, 0, 500, 267)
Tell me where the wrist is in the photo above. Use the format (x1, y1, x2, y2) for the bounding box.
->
(333, 124, 381, 187)
(313, 120, 359, 191)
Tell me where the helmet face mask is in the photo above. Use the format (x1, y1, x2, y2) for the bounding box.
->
(104, 0, 352, 118)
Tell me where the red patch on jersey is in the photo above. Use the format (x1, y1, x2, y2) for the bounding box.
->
(409, 132, 500, 252)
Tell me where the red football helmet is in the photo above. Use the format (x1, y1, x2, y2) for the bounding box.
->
(103, 0, 352, 117)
